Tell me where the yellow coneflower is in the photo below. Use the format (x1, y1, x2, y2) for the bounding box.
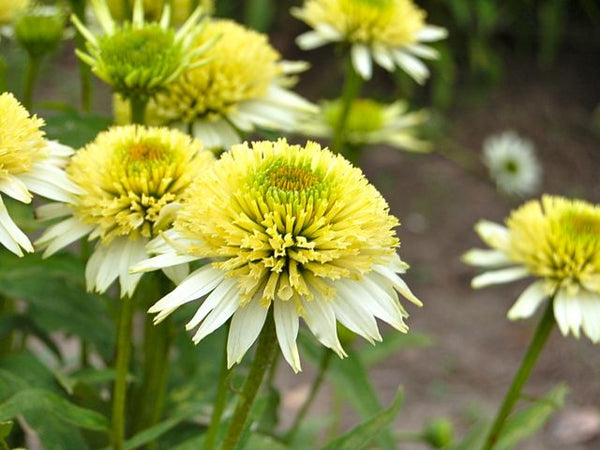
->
(134, 139, 422, 372)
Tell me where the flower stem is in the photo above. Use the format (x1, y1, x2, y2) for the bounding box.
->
(204, 333, 232, 450)
(330, 55, 363, 155)
(23, 55, 41, 110)
(130, 96, 148, 125)
(111, 294, 136, 450)
(220, 313, 277, 450)
(71, 0, 92, 112)
(482, 301, 555, 450)
(285, 348, 333, 443)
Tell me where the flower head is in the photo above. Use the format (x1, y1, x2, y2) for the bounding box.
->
(72, 0, 207, 100)
(125, 19, 316, 149)
(134, 139, 422, 372)
(302, 98, 430, 152)
(0, 0, 28, 24)
(14, 5, 66, 58)
(35, 125, 214, 297)
(106, 0, 214, 24)
(464, 195, 600, 343)
(482, 131, 541, 197)
(0, 92, 80, 256)
(292, 0, 447, 82)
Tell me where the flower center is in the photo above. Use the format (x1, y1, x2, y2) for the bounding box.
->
(504, 159, 518, 174)
(267, 165, 319, 192)
(126, 141, 165, 163)
(349, 0, 394, 10)
(559, 211, 600, 242)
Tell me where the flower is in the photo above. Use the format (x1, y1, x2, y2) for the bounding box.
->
(35, 125, 214, 297)
(292, 0, 447, 82)
(106, 0, 214, 24)
(302, 98, 430, 152)
(14, 5, 66, 58)
(463, 195, 600, 343)
(122, 19, 316, 150)
(482, 131, 541, 197)
(72, 0, 207, 101)
(0, 92, 80, 256)
(133, 139, 422, 372)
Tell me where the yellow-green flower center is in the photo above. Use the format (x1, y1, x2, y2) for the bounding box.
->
(176, 140, 399, 307)
(0, 92, 47, 176)
(68, 125, 213, 242)
(506, 196, 600, 291)
(323, 98, 385, 134)
(151, 19, 282, 124)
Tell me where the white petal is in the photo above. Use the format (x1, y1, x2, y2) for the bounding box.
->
(149, 265, 225, 319)
(462, 249, 512, 267)
(405, 43, 439, 60)
(21, 163, 82, 202)
(392, 50, 429, 85)
(279, 60, 310, 74)
(36, 202, 72, 220)
(372, 44, 395, 72)
(302, 297, 346, 358)
(296, 31, 330, 50)
(0, 176, 32, 203)
(35, 217, 94, 257)
(331, 287, 382, 343)
(507, 280, 549, 320)
(471, 267, 529, 288)
(192, 284, 240, 344)
(161, 263, 190, 285)
(351, 44, 373, 80)
(580, 291, 600, 343)
(415, 25, 448, 42)
(372, 264, 423, 306)
(185, 277, 237, 330)
(119, 238, 148, 298)
(0, 199, 31, 256)
(553, 289, 581, 338)
(192, 120, 227, 149)
(356, 276, 409, 332)
(85, 242, 120, 294)
(264, 85, 317, 113)
(274, 300, 301, 372)
(132, 253, 198, 273)
(474, 220, 510, 249)
(227, 300, 269, 367)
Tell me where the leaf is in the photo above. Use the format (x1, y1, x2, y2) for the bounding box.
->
(495, 384, 568, 450)
(0, 313, 62, 362)
(323, 389, 404, 450)
(0, 389, 108, 431)
(122, 413, 190, 450)
(43, 109, 112, 148)
(0, 420, 13, 440)
(358, 332, 433, 367)
(298, 333, 396, 449)
(448, 420, 488, 450)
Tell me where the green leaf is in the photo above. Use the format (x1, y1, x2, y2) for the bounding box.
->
(358, 332, 433, 367)
(244, 0, 275, 32)
(0, 420, 13, 440)
(122, 413, 190, 450)
(323, 389, 404, 450)
(0, 389, 108, 431)
(0, 313, 62, 362)
(495, 384, 568, 450)
(298, 333, 396, 449)
(43, 109, 111, 148)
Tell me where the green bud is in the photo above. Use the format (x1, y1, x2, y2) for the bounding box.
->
(14, 6, 66, 58)
(422, 418, 454, 448)
(323, 98, 386, 134)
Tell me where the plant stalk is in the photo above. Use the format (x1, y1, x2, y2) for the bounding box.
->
(204, 333, 232, 450)
(482, 301, 555, 449)
(70, 0, 92, 111)
(220, 313, 277, 450)
(130, 96, 148, 125)
(330, 55, 363, 154)
(111, 294, 136, 450)
(23, 56, 41, 110)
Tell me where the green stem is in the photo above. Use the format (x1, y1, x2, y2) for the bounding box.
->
(204, 334, 232, 450)
(130, 96, 148, 125)
(330, 55, 363, 155)
(220, 313, 277, 450)
(111, 295, 136, 450)
(285, 349, 332, 443)
(23, 56, 41, 110)
(482, 301, 556, 450)
(71, 0, 92, 112)
(0, 55, 7, 93)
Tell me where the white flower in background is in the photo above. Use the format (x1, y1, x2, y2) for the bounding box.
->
(482, 130, 541, 197)
(0, 92, 81, 256)
(301, 98, 430, 152)
(292, 0, 447, 83)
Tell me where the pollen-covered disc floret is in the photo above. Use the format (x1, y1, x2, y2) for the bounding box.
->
(35, 125, 214, 297)
(302, 98, 430, 152)
(463, 195, 600, 343)
(141, 19, 316, 149)
(0, 92, 80, 256)
(133, 139, 422, 372)
(293, 0, 447, 82)
(72, 0, 207, 100)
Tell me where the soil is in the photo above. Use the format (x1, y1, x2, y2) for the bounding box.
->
(276, 48, 600, 449)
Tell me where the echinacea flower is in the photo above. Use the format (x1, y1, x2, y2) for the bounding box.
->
(302, 98, 430, 152)
(35, 125, 214, 297)
(133, 139, 422, 372)
(125, 19, 316, 150)
(292, 0, 447, 82)
(72, 0, 207, 101)
(0, 92, 80, 256)
(482, 131, 541, 197)
(106, 0, 214, 24)
(463, 195, 600, 343)
(14, 5, 66, 58)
